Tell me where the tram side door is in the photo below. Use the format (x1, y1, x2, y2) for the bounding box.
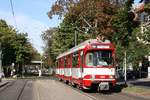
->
(80, 51, 84, 78)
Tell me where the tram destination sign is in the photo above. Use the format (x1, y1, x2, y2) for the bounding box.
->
(92, 45, 110, 49)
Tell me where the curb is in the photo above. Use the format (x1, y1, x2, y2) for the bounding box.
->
(0, 81, 9, 88)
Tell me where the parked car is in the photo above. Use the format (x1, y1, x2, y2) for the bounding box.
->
(116, 69, 140, 80)
(116, 69, 124, 79)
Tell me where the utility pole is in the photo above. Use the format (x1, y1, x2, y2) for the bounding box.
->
(148, 53, 150, 78)
(124, 50, 127, 85)
(74, 30, 77, 46)
(0, 43, 2, 82)
(139, 61, 142, 78)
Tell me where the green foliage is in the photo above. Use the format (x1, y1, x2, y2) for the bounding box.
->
(144, 3, 150, 13)
(136, 27, 150, 44)
(0, 19, 17, 66)
(13, 33, 33, 64)
(126, 28, 149, 69)
(48, 0, 117, 39)
(112, 0, 134, 47)
(45, 0, 118, 67)
(111, 0, 150, 69)
(42, 20, 90, 66)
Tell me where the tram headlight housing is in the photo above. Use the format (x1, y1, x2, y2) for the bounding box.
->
(84, 75, 95, 80)
(109, 75, 114, 79)
(92, 45, 97, 48)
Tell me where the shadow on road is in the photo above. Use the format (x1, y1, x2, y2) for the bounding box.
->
(82, 84, 127, 94)
(130, 81, 150, 87)
(111, 84, 127, 93)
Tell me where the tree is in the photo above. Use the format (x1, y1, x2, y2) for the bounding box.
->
(126, 28, 149, 69)
(13, 33, 36, 75)
(112, 0, 135, 83)
(45, 0, 118, 66)
(46, 0, 149, 71)
(0, 20, 17, 68)
(48, 0, 117, 39)
(0, 19, 37, 76)
(42, 27, 57, 66)
(135, 1, 150, 45)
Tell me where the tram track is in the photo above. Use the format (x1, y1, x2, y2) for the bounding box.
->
(16, 80, 28, 100)
(0, 80, 17, 93)
(0, 79, 29, 100)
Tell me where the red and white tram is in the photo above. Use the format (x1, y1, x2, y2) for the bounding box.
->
(55, 39, 116, 91)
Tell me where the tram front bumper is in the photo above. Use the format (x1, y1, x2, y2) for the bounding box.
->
(83, 78, 116, 88)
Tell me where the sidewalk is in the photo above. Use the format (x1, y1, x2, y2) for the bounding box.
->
(117, 78, 150, 99)
(127, 78, 150, 89)
(117, 78, 150, 88)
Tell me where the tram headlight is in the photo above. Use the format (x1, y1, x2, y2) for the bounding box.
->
(84, 75, 95, 80)
(92, 45, 97, 48)
(109, 75, 114, 79)
(84, 75, 92, 79)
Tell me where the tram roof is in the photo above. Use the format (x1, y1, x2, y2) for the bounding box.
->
(56, 39, 111, 59)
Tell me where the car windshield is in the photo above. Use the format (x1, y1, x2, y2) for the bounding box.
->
(85, 50, 113, 67)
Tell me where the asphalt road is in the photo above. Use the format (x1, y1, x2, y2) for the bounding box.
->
(0, 78, 149, 100)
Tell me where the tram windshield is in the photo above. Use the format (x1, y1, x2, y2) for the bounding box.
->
(85, 50, 113, 67)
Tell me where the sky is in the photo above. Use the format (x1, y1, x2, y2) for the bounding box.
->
(0, 0, 62, 54)
(134, 0, 143, 5)
(134, 0, 141, 4)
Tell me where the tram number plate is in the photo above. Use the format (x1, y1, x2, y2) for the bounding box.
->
(99, 82, 109, 90)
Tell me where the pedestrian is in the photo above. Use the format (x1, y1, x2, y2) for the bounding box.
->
(96, 34, 110, 43)
(96, 34, 104, 42)
(38, 69, 42, 77)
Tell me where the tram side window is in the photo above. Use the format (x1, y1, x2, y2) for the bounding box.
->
(72, 52, 78, 67)
(86, 53, 94, 66)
